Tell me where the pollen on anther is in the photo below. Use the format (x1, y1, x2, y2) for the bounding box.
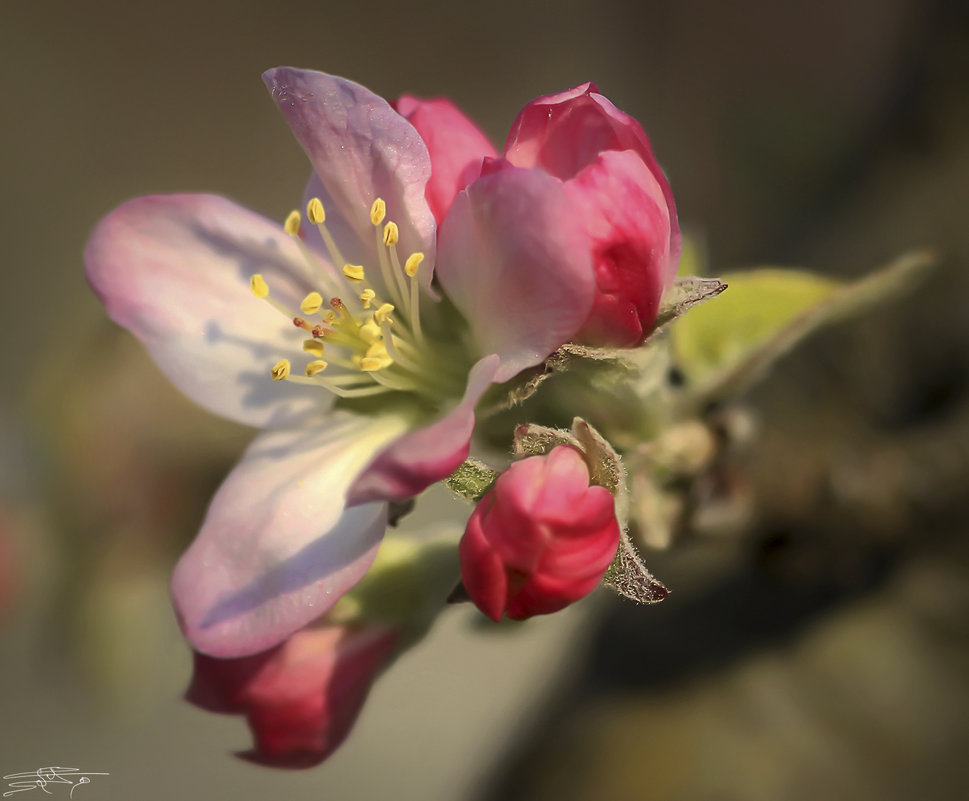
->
(250, 273, 270, 298)
(303, 339, 325, 357)
(284, 210, 301, 237)
(359, 320, 381, 344)
(382, 221, 399, 246)
(271, 359, 291, 381)
(370, 198, 386, 226)
(300, 291, 324, 314)
(374, 302, 395, 325)
(305, 360, 328, 376)
(360, 288, 376, 309)
(307, 197, 325, 224)
(404, 252, 424, 277)
(342, 264, 366, 282)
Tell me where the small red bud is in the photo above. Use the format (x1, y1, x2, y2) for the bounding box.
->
(459, 445, 620, 621)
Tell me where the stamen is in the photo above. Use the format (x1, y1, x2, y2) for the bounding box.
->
(407, 256, 425, 345)
(306, 197, 325, 224)
(374, 303, 395, 325)
(386, 240, 410, 314)
(379, 321, 423, 374)
(382, 221, 399, 247)
(342, 264, 366, 282)
(359, 320, 382, 345)
(303, 340, 325, 357)
(370, 198, 386, 226)
(306, 196, 347, 270)
(404, 252, 424, 278)
(284, 210, 302, 237)
(360, 288, 376, 309)
(304, 360, 328, 376)
(271, 359, 291, 381)
(250, 273, 269, 299)
(300, 292, 324, 315)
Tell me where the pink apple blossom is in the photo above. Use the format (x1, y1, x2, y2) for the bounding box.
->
(85, 68, 597, 659)
(459, 445, 621, 621)
(186, 622, 397, 768)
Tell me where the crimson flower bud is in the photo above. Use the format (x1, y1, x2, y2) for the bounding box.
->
(459, 445, 621, 621)
(186, 623, 397, 768)
(505, 82, 681, 346)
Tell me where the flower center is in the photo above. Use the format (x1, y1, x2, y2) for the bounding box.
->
(251, 196, 465, 404)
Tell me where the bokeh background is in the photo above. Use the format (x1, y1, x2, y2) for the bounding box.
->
(2, 0, 968, 799)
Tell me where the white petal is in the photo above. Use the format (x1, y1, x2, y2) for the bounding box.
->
(85, 194, 337, 428)
(171, 410, 411, 658)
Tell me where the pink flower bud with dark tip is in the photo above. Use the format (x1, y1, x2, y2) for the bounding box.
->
(459, 445, 621, 621)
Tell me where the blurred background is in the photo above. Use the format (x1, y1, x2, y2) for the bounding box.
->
(2, 0, 968, 798)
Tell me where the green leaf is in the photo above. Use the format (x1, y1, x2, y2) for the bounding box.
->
(672, 249, 934, 403)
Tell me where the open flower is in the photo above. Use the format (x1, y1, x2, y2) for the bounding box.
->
(459, 445, 621, 621)
(85, 68, 597, 658)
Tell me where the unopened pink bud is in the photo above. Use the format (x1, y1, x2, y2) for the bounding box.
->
(505, 83, 681, 346)
(186, 623, 397, 768)
(459, 445, 621, 621)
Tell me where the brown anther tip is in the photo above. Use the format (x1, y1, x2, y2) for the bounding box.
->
(311, 325, 326, 338)
(329, 297, 345, 310)
(293, 317, 308, 328)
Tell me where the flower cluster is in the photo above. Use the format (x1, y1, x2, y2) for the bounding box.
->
(85, 67, 679, 766)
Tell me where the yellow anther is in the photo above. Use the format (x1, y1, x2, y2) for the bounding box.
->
(382, 221, 399, 247)
(249, 273, 270, 298)
(360, 342, 393, 371)
(361, 357, 388, 372)
(271, 359, 291, 381)
(303, 339, 325, 357)
(374, 303, 395, 325)
(342, 264, 366, 282)
(359, 288, 376, 309)
(359, 320, 381, 344)
(284, 210, 302, 237)
(305, 360, 328, 376)
(306, 197, 326, 224)
(323, 310, 339, 325)
(404, 252, 424, 277)
(300, 291, 324, 315)
(370, 198, 386, 226)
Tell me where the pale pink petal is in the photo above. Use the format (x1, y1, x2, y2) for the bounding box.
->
(504, 82, 680, 275)
(436, 168, 594, 383)
(263, 68, 436, 290)
(346, 355, 500, 505)
(171, 411, 411, 658)
(565, 150, 672, 346)
(394, 95, 497, 224)
(187, 624, 398, 768)
(85, 194, 332, 428)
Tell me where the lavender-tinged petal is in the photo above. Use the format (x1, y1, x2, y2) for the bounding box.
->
(436, 168, 594, 383)
(171, 411, 410, 658)
(263, 68, 437, 295)
(85, 194, 332, 428)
